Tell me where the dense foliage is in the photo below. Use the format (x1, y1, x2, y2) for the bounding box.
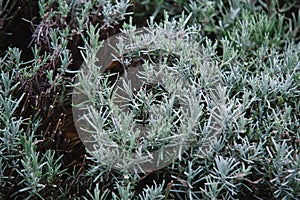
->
(0, 0, 299, 199)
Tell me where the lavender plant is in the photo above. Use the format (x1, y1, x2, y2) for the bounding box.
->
(0, 0, 299, 199)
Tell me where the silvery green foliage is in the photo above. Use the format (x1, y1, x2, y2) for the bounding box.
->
(75, 6, 300, 198)
(86, 180, 165, 200)
(74, 12, 223, 174)
(1, 0, 299, 199)
(0, 68, 25, 190)
(33, 0, 131, 52)
(38, 0, 130, 29)
(0, 54, 66, 199)
(168, 7, 299, 200)
(84, 183, 110, 200)
(1, 0, 132, 198)
(138, 181, 165, 200)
